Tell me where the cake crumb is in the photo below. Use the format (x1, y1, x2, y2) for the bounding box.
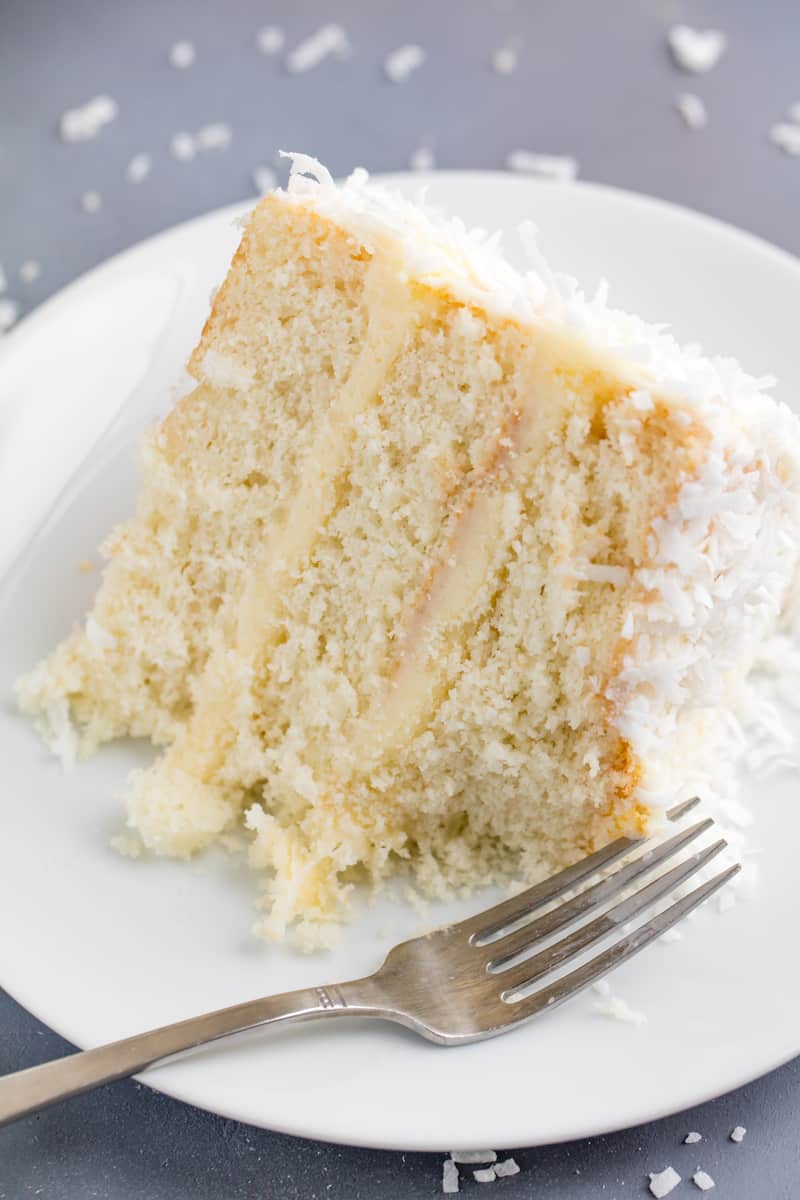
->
(684, 1131, 702, 1144)
(81, 190, 102, 214)
(384, 44, 426, 83)
(648, 1166, 681, 1197)
(256, 25, 284, 55)
(506, 150, 578, 181)
(60, 94, 118, 142)
(729, 1125, 746, 1143)
(494, 1158, 520, 1178)
(169, 40, 195, 69)
(693, 1170, 715, 1191)
(442, 1158, 459, 1193)
(286, 24, 350, 74)
(473, 1166, 496, 1183)
(19, 260, 41, 284)
(450, 1151, 497, 1164)
(594, 994, 647, 1026)
(668, 26, 726, 73)
(675, 93, 707, 130)
(0, 297, 19, 333)
(126, 153, 152, 184)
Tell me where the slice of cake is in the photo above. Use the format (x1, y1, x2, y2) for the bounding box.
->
(18, 155, 800, 946)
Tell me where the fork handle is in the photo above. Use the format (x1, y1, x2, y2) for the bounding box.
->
(0, 978, 379, 1127)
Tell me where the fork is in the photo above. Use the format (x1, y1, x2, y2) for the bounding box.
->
(0, 797, 737, 1127)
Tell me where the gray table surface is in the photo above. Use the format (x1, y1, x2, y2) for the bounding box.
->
(1, 0, 799, 1196)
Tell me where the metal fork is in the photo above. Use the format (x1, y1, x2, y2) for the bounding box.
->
(0, 797, 737, 1127)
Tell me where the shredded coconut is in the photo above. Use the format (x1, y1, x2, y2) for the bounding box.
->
(169, 40, 195, 69)
(648, 1166, 682, 1197)
(171, 132, 196, 162)
(770, 122, 800, 156)
(676, 93, 708, 131)
(81, 189, 102, 214)
(384, 44, 426, 83)
(594, 994, 647, 1026)
(668, 26, 726, 73)
(442, 1158, 459, 1193)
(684, 1131, 702, 1144)
(473, 1167, 496, 1183)
(0, 297, 19, 333)
(494, 1158, 520, 1178)
(729, 1125, 746, 1143)
(506, 151, 578, 181)
(286, 24, 350, 74)
(19, 260, 41, 283)
(60, 94, 118, 142)
(492, 45, 518, 75)
(410, 140, 435, 172)
(693, 1171, 715, 1191)
(253, 166, 277, 195)
(126, 153, 152, 184)
(256, 25, 284, 55)
(592, 978, 611, 997)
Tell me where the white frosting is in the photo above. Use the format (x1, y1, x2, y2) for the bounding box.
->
(274, 154, 800, 823)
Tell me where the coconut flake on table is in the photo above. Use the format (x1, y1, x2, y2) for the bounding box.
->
(450, 1151, 497, 1164)
(60, 94, 118, 142)
(286, 24, 350, 74)
(81, 189, 102, 213)
(648, 1166, 682, 1198)
(667, 26, 726, 74)
(730, 1125, 746, 1143)
(494, 1159, 520, 1178)
(196, 123, 232, 152)
(0, 297, 19, 332)
(384, 43, 426, 83)
(492, 44, 518, 75)
(684, 1131, 703, 1144)
(169, 40, 195, 68)
(675, 93, 707, 130)
(506, 150, 578, 181)
(171, 131, 196, 161)
(770, 122, 800, 156)
(256, 25, 284, 55)
(126, 152, 152, 183)
(594, 994, 647, 1026)
(18, 260, 41, 284)
(442, 1158, 460, 1193)
(252, 165, 277, 195)
(409, 139, 435, 171)
(0, 263, 6, 292)
(473, 1167, 496, 1183)
(693, 1171, 715, 1191)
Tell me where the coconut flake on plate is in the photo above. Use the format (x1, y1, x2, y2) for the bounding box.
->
(0, 297, 19, 333)
(256, 25, 284, 55)
(384, 43, 426, 83)
(506, 150, 578, 181)
(286, 24, 350, 74)
(648, 1166, 682, 1197)
(668, 26, 726, 73)
(684, 1131, 702, 1144)
(19, 260, 41, 284)
(60, 94, 118, 142)
(169, 40, 195, 69)
(676, 93, 707, 130)
(126, 152, 152, 184)
(594, 994, 647, 1026)
(769, 122, 800, 156)
(730, 1125, 746, 1143)
(693, 1170, 715, 1191)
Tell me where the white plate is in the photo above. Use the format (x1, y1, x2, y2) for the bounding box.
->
(1, 173, 799, 1152)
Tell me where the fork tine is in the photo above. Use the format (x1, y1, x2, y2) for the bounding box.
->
(458, 798, 701, 944)
(495, 839, 726, 995)
(479, 817, 714, 960)
(499, 863, 740, 1028)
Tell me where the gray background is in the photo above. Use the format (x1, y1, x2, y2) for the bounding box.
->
(1, 0, 799, 1196)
